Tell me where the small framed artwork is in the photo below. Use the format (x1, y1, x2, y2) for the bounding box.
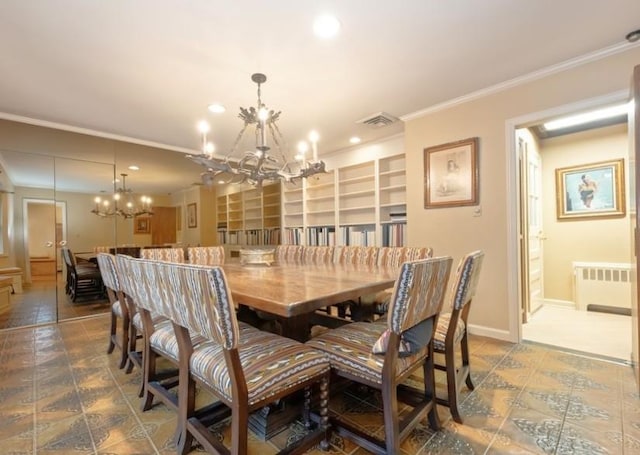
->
(134, 216, 151, 234)
(187, 202, 197, 228)
(424, 137, 479, 208)
(555, 159, 625, 220)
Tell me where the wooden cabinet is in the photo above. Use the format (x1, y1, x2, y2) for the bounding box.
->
(216, 183, 281, 246)
(282, 154, 406, 247)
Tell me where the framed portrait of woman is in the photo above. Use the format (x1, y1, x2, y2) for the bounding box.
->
(424, 137, 479, 208)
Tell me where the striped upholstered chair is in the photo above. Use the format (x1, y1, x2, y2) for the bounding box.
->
(155, 261, 331, 455)
(274, 244, 304, 264)
(140, 247, 185, 263)
(302, 245, 335, 265)
(97, 253, 134, 370)
(308, 256, 452, 455)
(434, 250, 484, 424)
(351, 246, 433, 321)
(187, 246, 225, 265)
(115, 255, 182, 408)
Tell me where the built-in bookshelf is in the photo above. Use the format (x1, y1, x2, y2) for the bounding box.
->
(281, 153, 406, 246)
(216, 182, 281, 247)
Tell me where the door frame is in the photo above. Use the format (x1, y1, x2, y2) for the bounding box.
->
(505, 89, 628, 343)
(22, 198, 67, 283)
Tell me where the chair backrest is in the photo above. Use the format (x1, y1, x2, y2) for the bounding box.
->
(275, 245, 304, 264)
(96, 253, 120, 293)
(450, 250, 484, 311)
(333, 246, 377, 266)
(187, 246, 225, 265)
(93, 246, 111, 253)
(157, 262, 239, 350)
(114, 254, 150, 312)
(376, 247, 433, 269)
(140, 247, 184, 263)
(386, 256, 452, 334)
(61, 248, 76, 268)
(302, 246, 335, 265)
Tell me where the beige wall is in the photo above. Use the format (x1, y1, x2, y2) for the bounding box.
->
(541, 124, 629, 302)
(404, 46, 640, 340)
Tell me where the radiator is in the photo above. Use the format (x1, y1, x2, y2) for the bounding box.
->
(573, 262, 632, 311)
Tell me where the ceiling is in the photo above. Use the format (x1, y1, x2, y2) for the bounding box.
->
(0, 1, 639, 193)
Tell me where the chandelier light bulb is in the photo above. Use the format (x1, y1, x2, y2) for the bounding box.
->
(308, 130, 320, 143)
(313, 14, 341, 39)
(205, 142, 215, 155)
(113, 193, 120, 201)
(103, 200, 110, 207)
(197, 120, 210, 134)
(258, 107, 269, 122)
(94, 196, 101, 204)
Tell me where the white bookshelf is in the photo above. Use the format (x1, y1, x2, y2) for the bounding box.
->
(281, 153, 407, 246)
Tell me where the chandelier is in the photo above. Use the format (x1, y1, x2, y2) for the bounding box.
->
(91, 173, 153, 219)
(187, 73, 326, 187)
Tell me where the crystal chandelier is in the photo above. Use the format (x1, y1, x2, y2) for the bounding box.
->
(188, 73, 326, 187)
(91, 173, 153, 219)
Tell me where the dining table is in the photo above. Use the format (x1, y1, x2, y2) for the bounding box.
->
(221, 260, 398, 342)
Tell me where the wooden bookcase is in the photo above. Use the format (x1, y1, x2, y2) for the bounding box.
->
(216, 182, 281, 247)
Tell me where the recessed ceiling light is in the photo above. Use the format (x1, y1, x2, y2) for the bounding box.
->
(543, 103, 628, 131)
(349, 136, 361, 144)
(128, 165, 140, 171)
(208, 103, 226, 114)
(313, 14, 341, 39)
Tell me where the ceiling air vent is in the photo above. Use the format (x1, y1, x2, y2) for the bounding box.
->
(356, 112, 398, 128)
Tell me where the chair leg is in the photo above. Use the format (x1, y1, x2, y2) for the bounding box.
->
(124, 323, 137, 374)
(141, 348, 157, 411)
(118, 315, 130, 369)
(319, 375, 330, 451)
(445, 343, 462, 424)
(382, 380, 400, 455)
(461, 333, 475, 390)
(424, 352, 440, 430)
(107, 311, 117, 354)
(230, 401, 249, 455)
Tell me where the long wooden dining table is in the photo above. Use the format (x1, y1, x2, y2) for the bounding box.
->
(221, 261, 398, 341)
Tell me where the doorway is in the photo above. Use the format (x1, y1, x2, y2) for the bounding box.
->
(513, 100, 632, 362)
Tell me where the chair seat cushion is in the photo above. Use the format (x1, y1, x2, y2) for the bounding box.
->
(433, 312, 465, 352)
(190, 329, 329, 406)
(307, 322, 428, 385)
(112, 300, 124, 318)
(132, 312, 167, 332)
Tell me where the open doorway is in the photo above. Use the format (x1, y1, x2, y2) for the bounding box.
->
(515, 103, 632, 362)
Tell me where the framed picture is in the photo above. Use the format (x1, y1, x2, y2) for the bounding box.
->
(187, 202, 197, 228)
(555, 159, 625, 220)
(424, 137, 479, 208)
(134, 216, 151, 234)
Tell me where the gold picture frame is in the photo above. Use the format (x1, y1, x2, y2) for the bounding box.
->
(187, 202, 197, 228)
(134, 216, 151, 234)
(555, 159, 625, 220)
(424, 137, 479, 208)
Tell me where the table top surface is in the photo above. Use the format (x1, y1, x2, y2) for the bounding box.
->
(221, 262, 398, 318)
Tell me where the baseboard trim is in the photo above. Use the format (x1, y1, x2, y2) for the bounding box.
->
(542, 299, 575, 309)
(467, 324, 513, 342)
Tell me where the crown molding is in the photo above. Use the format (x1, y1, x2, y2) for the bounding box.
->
(401, 41, 640, 122)
(0, 111, 197, 155)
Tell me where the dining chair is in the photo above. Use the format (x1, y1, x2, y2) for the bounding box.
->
(187, 246, 225, 265)
(115, 254, 181, 409)
(307, 256, 453, 455)
(352, 247, 434, 321)
(274, 244, 304, 264)
(97, 253, 133, 370)
(61, 247, 104, 301)
(433, 250, 484, 424)
(140, 247, 185, 263)
(155, 261, 331, 455)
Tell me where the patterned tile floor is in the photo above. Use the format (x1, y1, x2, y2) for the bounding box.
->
(1, 314, 639, 454)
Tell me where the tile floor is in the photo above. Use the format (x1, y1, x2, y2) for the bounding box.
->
(1, 314, 639, 454)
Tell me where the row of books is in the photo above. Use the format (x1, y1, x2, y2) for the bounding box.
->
(382, 223, 407, 247)
(339, 225, 376, 246)
(306, 226, 336, 246)
(217, 228, 280, 245)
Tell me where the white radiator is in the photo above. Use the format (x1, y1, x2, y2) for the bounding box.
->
(573, 262, 632, 312)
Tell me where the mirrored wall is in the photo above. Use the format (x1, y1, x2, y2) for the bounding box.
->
(0, 149, 116, 330)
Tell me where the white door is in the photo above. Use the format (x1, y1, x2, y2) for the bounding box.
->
(527, 142, 544, 315)
(630, 64, 639, 390)
(517, 131, 544, 323)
